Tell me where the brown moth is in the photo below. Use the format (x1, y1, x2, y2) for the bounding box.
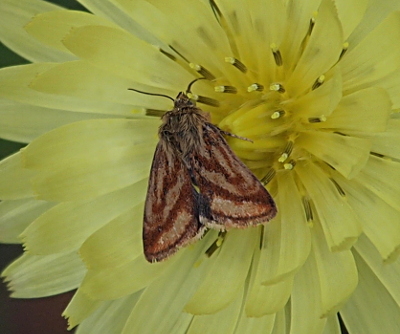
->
(142, 92, 277, 262)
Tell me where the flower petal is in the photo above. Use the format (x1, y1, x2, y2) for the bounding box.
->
(2, 251, 85, 298)
(339, 176, 400, 262)
(256, 172, 311, 285)
(295, 161, 363, 251)
(341, 236, 400, 333)
(323, 316, 341, 334)
(318, 87, 392, 133)
(185, 228, 257, 314)
(234, 312, 276, 334)
(342, 11, 400, 92)
(21, 181, 146, 255)
(122, 238, 210, 334)
(63, 288, 103, 329)
(81, 255, 171, 301)
(297, 131, 370, 179)
(286, 0, 344, 96)
(0, 152, 36, 200)
(311, 222, 358, 317)
(335, 0, 368, 40)
(187, 288, 243, 333)
(21, 119, 157, 201)
(79, 204, 142, 270)
(62, 25, 193, 90)
(25, 10, 118, 53)
(30, 60, 172, 113)
(354, 155, 400, 212)
(0, 0, 72, 62)
(368, 118, 400, 160)
(0, 198, 54, 243)
(75, 293, 141, 334)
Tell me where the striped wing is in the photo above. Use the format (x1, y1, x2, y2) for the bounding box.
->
(143, 143, 204, 262)
(188, 123, 277, 229)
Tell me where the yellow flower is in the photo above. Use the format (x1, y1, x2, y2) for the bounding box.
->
(1, 0, 400, 333)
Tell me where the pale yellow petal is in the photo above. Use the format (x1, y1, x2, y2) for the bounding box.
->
(21, 181, 146, 255)
(255, 172, 311, 285)
(2, 251, 85, 298)
(290, 253, 327, 334)
(270, 309, 288, 334)
(185, 228, 257, 314)
(354, 155, 400, 212)
(296, 161, 363, 251)
(342, 12, 400, 92)
(286, 0, 344, 96)
(75, 293, 141, 334)
(288, 67, 342, 120)
(341, 238, 400, 333)
(122, 238, 209, 334)
(187, 288, 243, 334)
(340, 177, 400, 262)
(21, 119, 157, 201)
(322, 316, 341, 334)
(0, 63, 132, 115)
(355, 234, 400, 305)
(235, 312, 276, 334)
(30, 60, 172, 113)
(335, 0, 368, 40)
(0, 99, 114, 143)
(25, 10, 118, 52)
(297, 131, 370, 179)
(0, 152, 36, 200)
(0, 198, 54, 243)
(0, 0, 71, 62)
(369, 118, 400, 160)
(79, 204, 142, 270)
(311, 222, 358, 317)
(62, 25, 193, 90)
(63, 288, 103, 329)
(319, 87, 392, 133)
(81, 256, 171, 300)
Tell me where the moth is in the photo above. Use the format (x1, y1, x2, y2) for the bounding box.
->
(141, 91, 277, 262)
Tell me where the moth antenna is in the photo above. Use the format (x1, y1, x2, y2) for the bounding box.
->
(128, 88, 175, 103)
(186, 77, 207, 94)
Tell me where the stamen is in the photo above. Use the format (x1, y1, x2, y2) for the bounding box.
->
(187, 93, 220, 107)
(145, 109, 166, 117)
(247, 83, 264, 92)
(308, 12, 318, 35)
(270, 43, 283, 66)
(169, 44, 190, 62)
(283, 160, 296, 170)
(225, 56, 247, 73)
(271, 109, 285, 119)
(189, 63, 216, 80)
(259, 225, 265, 249)
(278, 141, 294, 162)
(339, 42, 349, 60)
(261, 168, 276, 185)
(214, 85, 237, 93)
(205, 231, 227, 257)
(370, 152, 385, 158)
(308, 116, 327, 123)
(159, 48, 176, 61)
(302, 196, 314, 222)
(312, 75, 325, 90)
(270, 83, 285, 93)
(329, 178, 346, 197)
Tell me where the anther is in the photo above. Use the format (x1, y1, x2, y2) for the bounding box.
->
(308, 12, 318, 35)
(308, 116, 327, 123)
(283, 160, 296, 170)
(271, 109, 285, 119)
(329, 178, 346, 197)
(189, 63, 216, 80)
(247, 83, 264, 92)
(312, 75, 325, 90)
(205, 231, 227, 257)
(278, 141, 294, 162)
(302, 196, 314, 222)
(214, 85, 237, 93)
(270, 43, 283, 66)
(225, 56, 247, 73)
(270, 83, 285, 93)
(339, 42, 349, 60)
(189, 94, 220, 107)
(145, 109, 166, 117)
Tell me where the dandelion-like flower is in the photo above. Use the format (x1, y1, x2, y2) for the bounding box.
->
(1, 0, 400, 333)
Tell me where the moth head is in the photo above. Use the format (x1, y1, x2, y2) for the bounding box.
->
(174, 92, 196, 110)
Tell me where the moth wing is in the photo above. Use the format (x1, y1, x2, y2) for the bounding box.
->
(143, 143, 204, 262)
(189, 124, 277, 229)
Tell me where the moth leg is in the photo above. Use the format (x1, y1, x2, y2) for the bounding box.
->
(220, 130, 253, 143)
